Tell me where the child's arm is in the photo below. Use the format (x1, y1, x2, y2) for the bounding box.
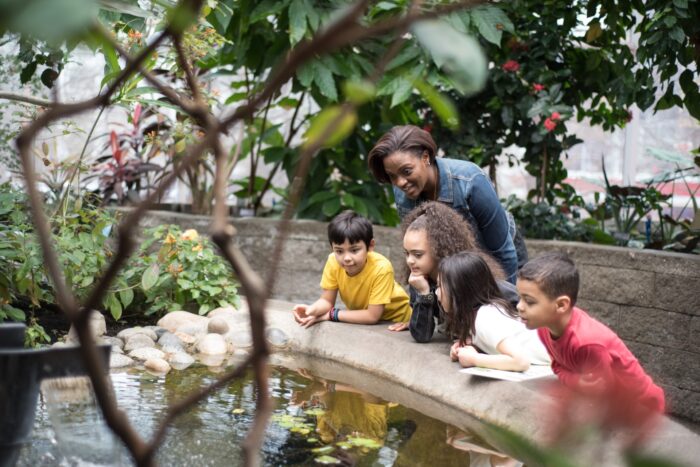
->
(293, 289, 337, 328)
(457, 337, 531, 372)
(551, 344, 613, 394)
(334, 304, 385, 324)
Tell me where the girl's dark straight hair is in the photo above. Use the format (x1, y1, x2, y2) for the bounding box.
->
(439, 251, 518, 346)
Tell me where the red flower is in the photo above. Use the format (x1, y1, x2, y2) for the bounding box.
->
(544, 118, 557, 132)
(110, 130, 123, 165)
(502, 60, 520, 72)
(532, 83, 545, 92)
(133, 103, 142, 127)
(550, 111, 561, 121)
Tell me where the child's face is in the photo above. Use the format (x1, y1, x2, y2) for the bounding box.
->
(435, 274, 450, 313)
(403, 229, 437, 279)
(331, 239, 372, 277)
(516, 279, 558, 330)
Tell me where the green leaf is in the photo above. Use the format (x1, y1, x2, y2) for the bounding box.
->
(141, 263, 160, 291)
(20, 62, 37, 85)
(342, 79, 376, 105)
(390, 78, 413, 108)
(119, 288, 134, 308)
(313, 62, 338, 101)
(414, 79, 459, 129)
(297, 63, 314, 87)
(4, 305, 26, 322)
(303, 106, 358, 150)
(315, 455, 341, 465)
(469, 5, 513, 45)
(412, 19, 487, 95)
(251, 0, 288, 23)
(7, 0, 98, 42)
(288, 0, 307, 44)
(322, 197, 341, 217)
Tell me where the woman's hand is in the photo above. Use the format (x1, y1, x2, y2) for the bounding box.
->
(457, 346, 479, 368)
(408, 273, 431, 295)
(387, 321, 409, 332)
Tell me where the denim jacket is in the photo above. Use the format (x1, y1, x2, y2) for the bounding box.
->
(394, 157, 519, 283)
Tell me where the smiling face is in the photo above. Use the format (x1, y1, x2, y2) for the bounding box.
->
(403, 229, 438, 280)
(382, 151, 432, 200)
(516, 278, 561, 332)
(331, 239, 373, 277)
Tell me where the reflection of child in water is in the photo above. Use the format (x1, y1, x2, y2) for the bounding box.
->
(446, 427, 522, 467)
(291, 370, 389, 445)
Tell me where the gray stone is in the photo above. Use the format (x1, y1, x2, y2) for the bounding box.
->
(176, 323, 207, 337)
(174, 331, 197, 345)
(198, 353, 226, 367)
(111, 345, 124, 354)
(160, 344, 186, 355)
(124, 333, 156, 352)
(129, 347, 165, 362)
(617, 307, 691, 349)
(226, 330, 253, 348)
(110, 353, 134, 368)
(207, 317, 230, 335)
(167, 351, 195, 370)
(157, 311, 208, 333)
(117, 327, 157, 342)
(265, 327, 289, 347)
(158, 332, 185, 349)
(101, 336, 124, 350)
(145, 325, 167, 339)
(627, 341, 700, 392)
(653, 274, 700, 316)
(144, 358, 171, 374)
(578, 265, 655, 307)
(576, 299, 620, 331)
(691, 317, 700, 354)
(196, 333, 228, 355)
(661, 384, 700, 423)
(66, 310, 106, 343)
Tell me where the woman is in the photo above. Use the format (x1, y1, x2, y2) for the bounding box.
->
(368, 124, 526, 283)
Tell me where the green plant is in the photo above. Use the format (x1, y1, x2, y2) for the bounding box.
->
(127, 224, 240, 316)
(24, 318, 51, 348)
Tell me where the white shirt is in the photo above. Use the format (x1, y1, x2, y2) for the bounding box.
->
(473, 304, 550, 365)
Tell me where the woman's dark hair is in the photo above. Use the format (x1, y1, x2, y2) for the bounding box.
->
(328, 210, 373, 247)
(439, 251, 518, 346)
(368, 125, 438, 183)
(400, 201, 504, 283)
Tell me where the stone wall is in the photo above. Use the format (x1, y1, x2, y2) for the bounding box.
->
(138, 211, 700, 423)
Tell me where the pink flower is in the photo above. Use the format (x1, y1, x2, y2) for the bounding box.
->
(110, 130, 123, 165)
(550, 111, 561, 121)
(544, 118, 557, 132)
(502, 60, 520, 72)
(133, 103, 142, 126)
(532, 83, 545, 92)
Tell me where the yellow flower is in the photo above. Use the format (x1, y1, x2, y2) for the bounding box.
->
(192, 243, 203, 252)
(164, 233, 177, 245)
(181, 229, 199, 241)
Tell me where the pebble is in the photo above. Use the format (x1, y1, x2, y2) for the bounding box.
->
(196, 333, 228, 355)
(157, 311, 208, 333)
(129, 347, 165, 362)
(124, 333, 156, 352)
(144, 358, 171, 374)
(110, 353, 134, 368)
(207, 317, 230, 335)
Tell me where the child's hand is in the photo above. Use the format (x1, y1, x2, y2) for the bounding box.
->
(408, 273, 430, 295)
(298, 311, 328, 328)
(450, 341, 462, 361)
(457, 346, 479, 368)
(292, 304, 310, 324)
(387, 321, 409, 332)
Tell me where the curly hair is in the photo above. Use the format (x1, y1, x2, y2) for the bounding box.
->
(400, 201, 505, 283)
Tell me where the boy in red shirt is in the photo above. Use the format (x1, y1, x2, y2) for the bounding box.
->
(516, 253, 665, 429)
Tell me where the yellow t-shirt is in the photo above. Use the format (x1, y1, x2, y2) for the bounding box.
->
(320, 251, 410, 323)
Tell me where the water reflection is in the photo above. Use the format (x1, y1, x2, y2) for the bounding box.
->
(18, 364, 521, 466)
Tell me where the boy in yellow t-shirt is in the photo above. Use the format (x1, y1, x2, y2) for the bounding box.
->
(293, 210, 410, 330)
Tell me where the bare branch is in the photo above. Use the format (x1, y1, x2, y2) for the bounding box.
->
(0, 92, 58, 107)
(173, 34, 203, 104)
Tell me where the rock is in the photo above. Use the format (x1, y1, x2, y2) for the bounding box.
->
(265, 328, 289, 348)
(176, 323, 207, 337)
(52, 341, 75, 348)
(196, 333, 227, 355)
(157, 311, 208, 333)
(174, 331, 197, 345)
(144, 358, 171, 374)
(129, 347, 165, 362)
(124, 333, 156, 352)
(167, 352, 195, 370)
(207, 317, 229, 335)
(145, 325, 167, 339)
(111, 345, 124, 354)
(110, 353, 134, 368)
(226, 330, 252, 348)
(101, 336, 124, 350)
(158, 332, 184, 348)
(208, 306, 243, 322)
(198, 353, 226, 367)
(117, 327, 157, 342)
(66, 310, 106, 343)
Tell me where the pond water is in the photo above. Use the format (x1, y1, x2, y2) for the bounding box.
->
(17, 361, 522, 466)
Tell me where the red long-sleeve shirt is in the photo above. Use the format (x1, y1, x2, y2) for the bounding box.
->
(538, 307, 665, 414)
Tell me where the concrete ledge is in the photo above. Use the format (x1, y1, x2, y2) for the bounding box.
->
(263, 300, 700, 467)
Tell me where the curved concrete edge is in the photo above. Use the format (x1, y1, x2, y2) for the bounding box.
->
(263, 299, 700, 467)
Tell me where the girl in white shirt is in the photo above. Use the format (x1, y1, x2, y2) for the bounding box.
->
(437, 251, 550, 372)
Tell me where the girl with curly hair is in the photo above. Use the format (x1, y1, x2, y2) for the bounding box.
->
(396, 202, 519, 342)
(438, 251, 550, 371)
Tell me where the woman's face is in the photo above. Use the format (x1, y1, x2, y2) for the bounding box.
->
(383, 151, 431, 199)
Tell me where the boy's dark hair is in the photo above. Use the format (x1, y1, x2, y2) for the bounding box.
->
(518, 252, 579, 305)
(328, 210, 374, 247)
(368, 125, 438, 183)
(440, 251, 517, 346)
